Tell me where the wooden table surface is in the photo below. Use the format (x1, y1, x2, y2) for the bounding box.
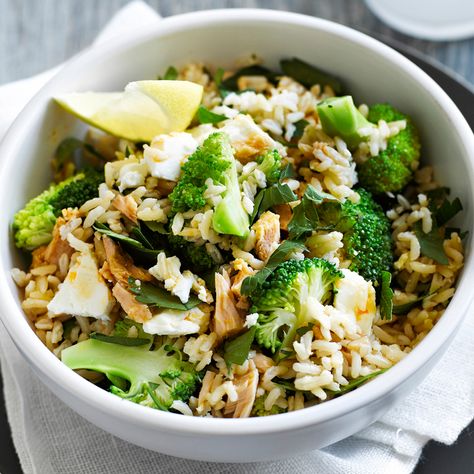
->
(1, 1, 473, 474)
(1, 0, 474, 86)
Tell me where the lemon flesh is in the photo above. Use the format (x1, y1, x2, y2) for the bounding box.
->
(54, 80, 203, 142)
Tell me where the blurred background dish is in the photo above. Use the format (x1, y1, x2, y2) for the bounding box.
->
(366, 0, 474, 41)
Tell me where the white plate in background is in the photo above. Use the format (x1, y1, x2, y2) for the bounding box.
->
(366, 0, 474, 41)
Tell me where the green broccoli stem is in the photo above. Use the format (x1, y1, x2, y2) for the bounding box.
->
(62, 338, 174, 395)
(317, 96, 374, 149)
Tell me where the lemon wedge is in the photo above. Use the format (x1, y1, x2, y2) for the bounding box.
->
(54, 80, 203, 142)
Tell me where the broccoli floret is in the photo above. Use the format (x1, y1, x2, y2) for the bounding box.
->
(113, 318, 152, 344)
(61, 337, 200, 412)
(358, 103, 421, 194)
(167, 234, 216, 274)
(250, 258, 343, 353)
(319, 188, 392, 282)
(13, 168, 103, 250)
(256, 150, 281, 185)
(251, 395, 286, 416)
(169, 132, 249, 236)
(317, 97, 421, 194)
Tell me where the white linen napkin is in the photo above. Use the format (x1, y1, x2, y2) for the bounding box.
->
(1, 2, 473, 473)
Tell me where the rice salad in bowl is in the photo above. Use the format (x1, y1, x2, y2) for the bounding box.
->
(11, 57, 465, 419)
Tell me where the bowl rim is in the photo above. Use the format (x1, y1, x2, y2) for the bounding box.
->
(1, 8, 473, 436)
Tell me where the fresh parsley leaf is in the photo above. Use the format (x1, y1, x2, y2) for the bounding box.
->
(379, 271, 394, 321)
(435, 197, 462, 227)
(241, 240, 307, 295)
(326, 369, 387, 396)
(280, 57, 343, 94)
(163, 66, 178, 80)
(90, 332, 151, 346)
(251, 183, 297, 222)
(413, 222, 449, 265)
(128, 277, 201, 310)
(196, 105, 228, 124)
(220, 64, 277, 91)
(291, 119, 309, 140)
(223, 326, 256, 367)
(279, 163, 297, 180)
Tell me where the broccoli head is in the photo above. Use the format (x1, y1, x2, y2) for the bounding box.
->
(256, 150, 281, 185)
(167, 234, 216, 274)
(319, 188, 392, 282)
(251, 395, 286, 416)
(250, 258, 343, 353)
(169, 132, 249, 236)
(357, 103, 421, 194)
(13, 168, 103, 250)
(317, 97, 421, 194)
(61, 336, 200, 412)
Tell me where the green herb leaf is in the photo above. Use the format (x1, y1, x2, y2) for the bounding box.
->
(327, 369, 387, 396)
(196, 105, 228, 124)
(291, 119, 309, 140)
(90, 332, 151, 346)
(435, 197, 462, 227)
(379, 271, 394, 321)
(130, 226, 154, 249)
(445, 227, 468, 240)
(251, 183, 297, 222)
(280, 57, 343, 94)
(279, 163, 297, 180)
(273, 377, 296, 392)
(55, 137, 83, 166)
(288, 185, 338, 240)
(143, 221, 168, 234)
(393, 296, 423, 315)
(223, 326, 256, 367)
(220, 64, 277, 91)
(214, 67, 225, 87)
(163, 66, 178, 80)
(413, 222, 449, 265)
(241, 240, 307, 295)
(296, 322, 314, 336)
(54, 137, 104, 176)
(93, 223, 161, 258)
(128, 277, 200, 310)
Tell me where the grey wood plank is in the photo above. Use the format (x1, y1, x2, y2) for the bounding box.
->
(0, 0, 473, 85)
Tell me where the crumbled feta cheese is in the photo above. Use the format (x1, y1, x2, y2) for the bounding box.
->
(220, 114, 285, 158)
(149, 252, 194, 303)
(189, 124, 217, 144)
(333, 269, 376, 335)
(244, 313, 259, 328)
(143, 132, 197, 181)
(143, 306, 207, 336)
(47, 252, 114, 320)
(117, 161, 148, 192)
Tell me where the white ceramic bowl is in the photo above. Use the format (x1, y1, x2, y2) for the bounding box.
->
(0, 9, 473, 463)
